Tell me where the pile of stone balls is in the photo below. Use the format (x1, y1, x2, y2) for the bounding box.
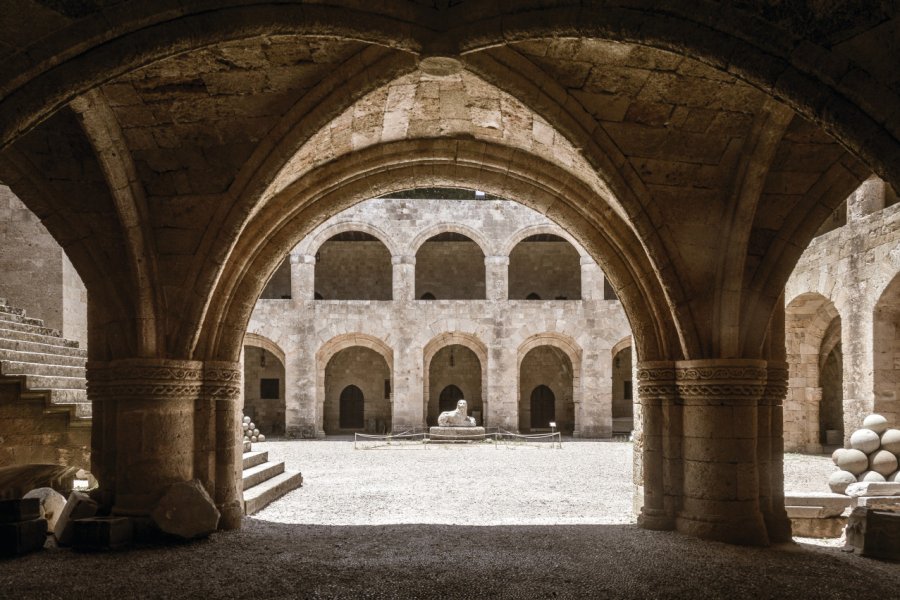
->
(829, 414, 900, 494)
(242, 415, 266, 444)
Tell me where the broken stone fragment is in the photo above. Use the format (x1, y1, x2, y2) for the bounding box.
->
(845, 481, 900, 498)
(23, 488, 66, 532)
(0, 518, 47, 556)
(54, 491, 99, 545)
(0, 498, 41, 523)
(72, 517, 134, 551)
(150, 479, 220, 539)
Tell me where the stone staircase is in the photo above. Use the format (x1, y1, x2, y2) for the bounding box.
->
(241, 440, 303, 515)
(0, 297, 302, 514)
(0, 297, 90, 425)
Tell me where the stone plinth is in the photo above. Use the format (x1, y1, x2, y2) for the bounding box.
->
(429, 426, 486, 441)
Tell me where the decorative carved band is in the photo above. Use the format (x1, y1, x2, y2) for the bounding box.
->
(203, 361, 242, 401)
(762, 362, 789, 404)
(674, 360, 767, 402)
(86, 359, 240, 401)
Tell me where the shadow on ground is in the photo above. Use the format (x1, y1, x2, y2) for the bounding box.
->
(1, 520, 897, 599)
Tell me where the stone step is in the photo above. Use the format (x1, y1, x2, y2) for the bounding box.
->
(0, 316, 61, 338)
(0, 327, 78, 348)
(0, 337, 87, 358)
(242, 460, 285, 490)
(0, 306, 44, 328)
(45, 388, 88, 405)
(1, 360, 85, 379)
(0, 348, 85, 367)
(243, 470, 303, 515)
(21, 374, 86, 390)
(242, 450, 269, 470)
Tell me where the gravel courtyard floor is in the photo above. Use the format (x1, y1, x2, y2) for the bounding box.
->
(4, 440, 895, 600)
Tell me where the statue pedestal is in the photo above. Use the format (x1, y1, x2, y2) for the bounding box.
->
(428, 426, 486, 441)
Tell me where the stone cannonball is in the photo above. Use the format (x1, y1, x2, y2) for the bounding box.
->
(881, 429, 900, 454)
(243, 416, 251, 424)
(242, 423, 249, 431)
(870, 449, 899, 476)
(243, 436, 250, 442)
(831, 448, 848, 465)
(253, 428, 260, 437)
(889, 470, 900, 482)
(849, 428, 881, 454)
(249, 422, 256, 431)
(863, 414, 890, 434)
(858, 470, 886, 483)
(828, 470, 857, 494)
(251, 436, 258, 443)
(258, 434, 266, 442)
(836, 448, 869, 475)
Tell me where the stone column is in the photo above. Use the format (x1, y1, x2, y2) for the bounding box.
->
(675, 359, 769, 546)
(204, 360, 243, 529)
(291, 253, 315, 302)
(637, 361, 676, 530)
(580, 256, 600, 301)
(392, 255, 415, 302)
(485, 256, 509, 302)
(88, 358, 201, 518)
(760, 361, 792, 542)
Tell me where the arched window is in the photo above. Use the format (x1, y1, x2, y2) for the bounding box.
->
(415, 232, 485, 299)
(530, 385, 556, 429)
(438, 384, 464, 413)
(526, 292, 541, 300)
(339, 385, 365, 429)
(420, 292, 436, 300)
(315, 231, 392, 300)
(509, 234, 581, 300)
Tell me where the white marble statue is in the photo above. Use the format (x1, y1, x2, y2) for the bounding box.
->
(438, 399, 477, 427)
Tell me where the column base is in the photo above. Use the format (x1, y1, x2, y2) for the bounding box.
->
(763, 508, 794, 543)
(638, 507, 675, 530)
(676, 512, 770, 546)
(218, 501, 243, 530)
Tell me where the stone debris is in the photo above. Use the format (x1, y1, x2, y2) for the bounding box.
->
(53, 491, 98, 545)
(828, 415, 900, 493)
(0, 498, 46, 556)
(71, 517, 134, 551)
(845, 482, 900, 498)
(150, 479, 220, 539)
(844, 507, 900, 560)
(23, 487, 66, 532)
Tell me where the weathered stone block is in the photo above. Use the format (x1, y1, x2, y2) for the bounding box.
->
(71, 517, 134, 551)
(0, 498, 40, 523)
(23, 487, 66, 532)
(784, 492, 850, 517)
(845, 481, 900, 497)
(845, 507, 900, 560)
(53, 491, 98, 545)
(0, 517, 47, 556)
(428, 426, 486, 441)
(150, 479, 220, 539)
(790, 516, 846, 538)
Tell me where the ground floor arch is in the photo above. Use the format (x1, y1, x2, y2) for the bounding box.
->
(426, 344, 484, 426)
(785, 292, 842, 452)
(611, 337, 634, 436)
(518, 344, 575, 433)
(323, 346, 392, 434)
(874, 273, 900, 427)
(243, 334, 287, 436)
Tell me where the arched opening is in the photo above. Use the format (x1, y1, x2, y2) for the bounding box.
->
(438, 384, 464, 413)
(612, 343, 634, 436)
(529, 385, 556, 429)
(518, 346, 574, 434)
(314, 231, 392, 300)
(420, 292, 436, 300)
(785, 293, 842, 452)
(427, 344, 483, 426)
(874, 274, 900, 427)
(324, 346, 392, 434)
(242, 344, 286, 436)
(415, 233, 485, 300)
(339, 385, 365, 430)
(508, 234, 581, 300)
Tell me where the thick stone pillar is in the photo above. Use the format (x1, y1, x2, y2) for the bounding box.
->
(87, 358, 243, 529)
(675, 359, 769, 546)
(485, 256, 509, 302)
(760, 362, 792, 542)
(637, 361, 676, 530)
(392, 255, 415, 301)
(291, 253, 315, 301)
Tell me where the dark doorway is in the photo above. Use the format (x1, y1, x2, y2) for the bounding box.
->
(439, 384, 464, 413)
(339, 385, 365, 429)
(530, 385, 555, 429)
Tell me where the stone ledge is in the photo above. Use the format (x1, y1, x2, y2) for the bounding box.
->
(428, 426, 486, 441)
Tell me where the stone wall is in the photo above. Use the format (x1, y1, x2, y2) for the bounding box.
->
(518, 345, 575, 432)
(416, 241, 485, 300)
(316, 240, 392, 300)
(324, 346, 391, 433)
(786, 180, 900, 448)
(0, 185, 87, 344)
(242, 346, 286, 436)
(247, 197, 631, 438)
(0, 383, 90, 469)
(509, 241, 581, 300)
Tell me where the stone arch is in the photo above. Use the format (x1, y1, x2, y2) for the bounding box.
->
(517, 333, 582, 434)
(785, 292, 842, 452)
(316, 333, 394, 434)
(507, 230, 583, 301)
(873, 272, 900, 428)
(242, 333, 287, 437)
(243, 332, 286, 367)
(610, 336, 634, 435)
(201, 138, 679, 370)
(423, 332, 489, 428)
(500, 224, 587, 259)
(301, 221, 400, 259)
(406, 222, 494, 258)
(311, 226, 394, 301)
